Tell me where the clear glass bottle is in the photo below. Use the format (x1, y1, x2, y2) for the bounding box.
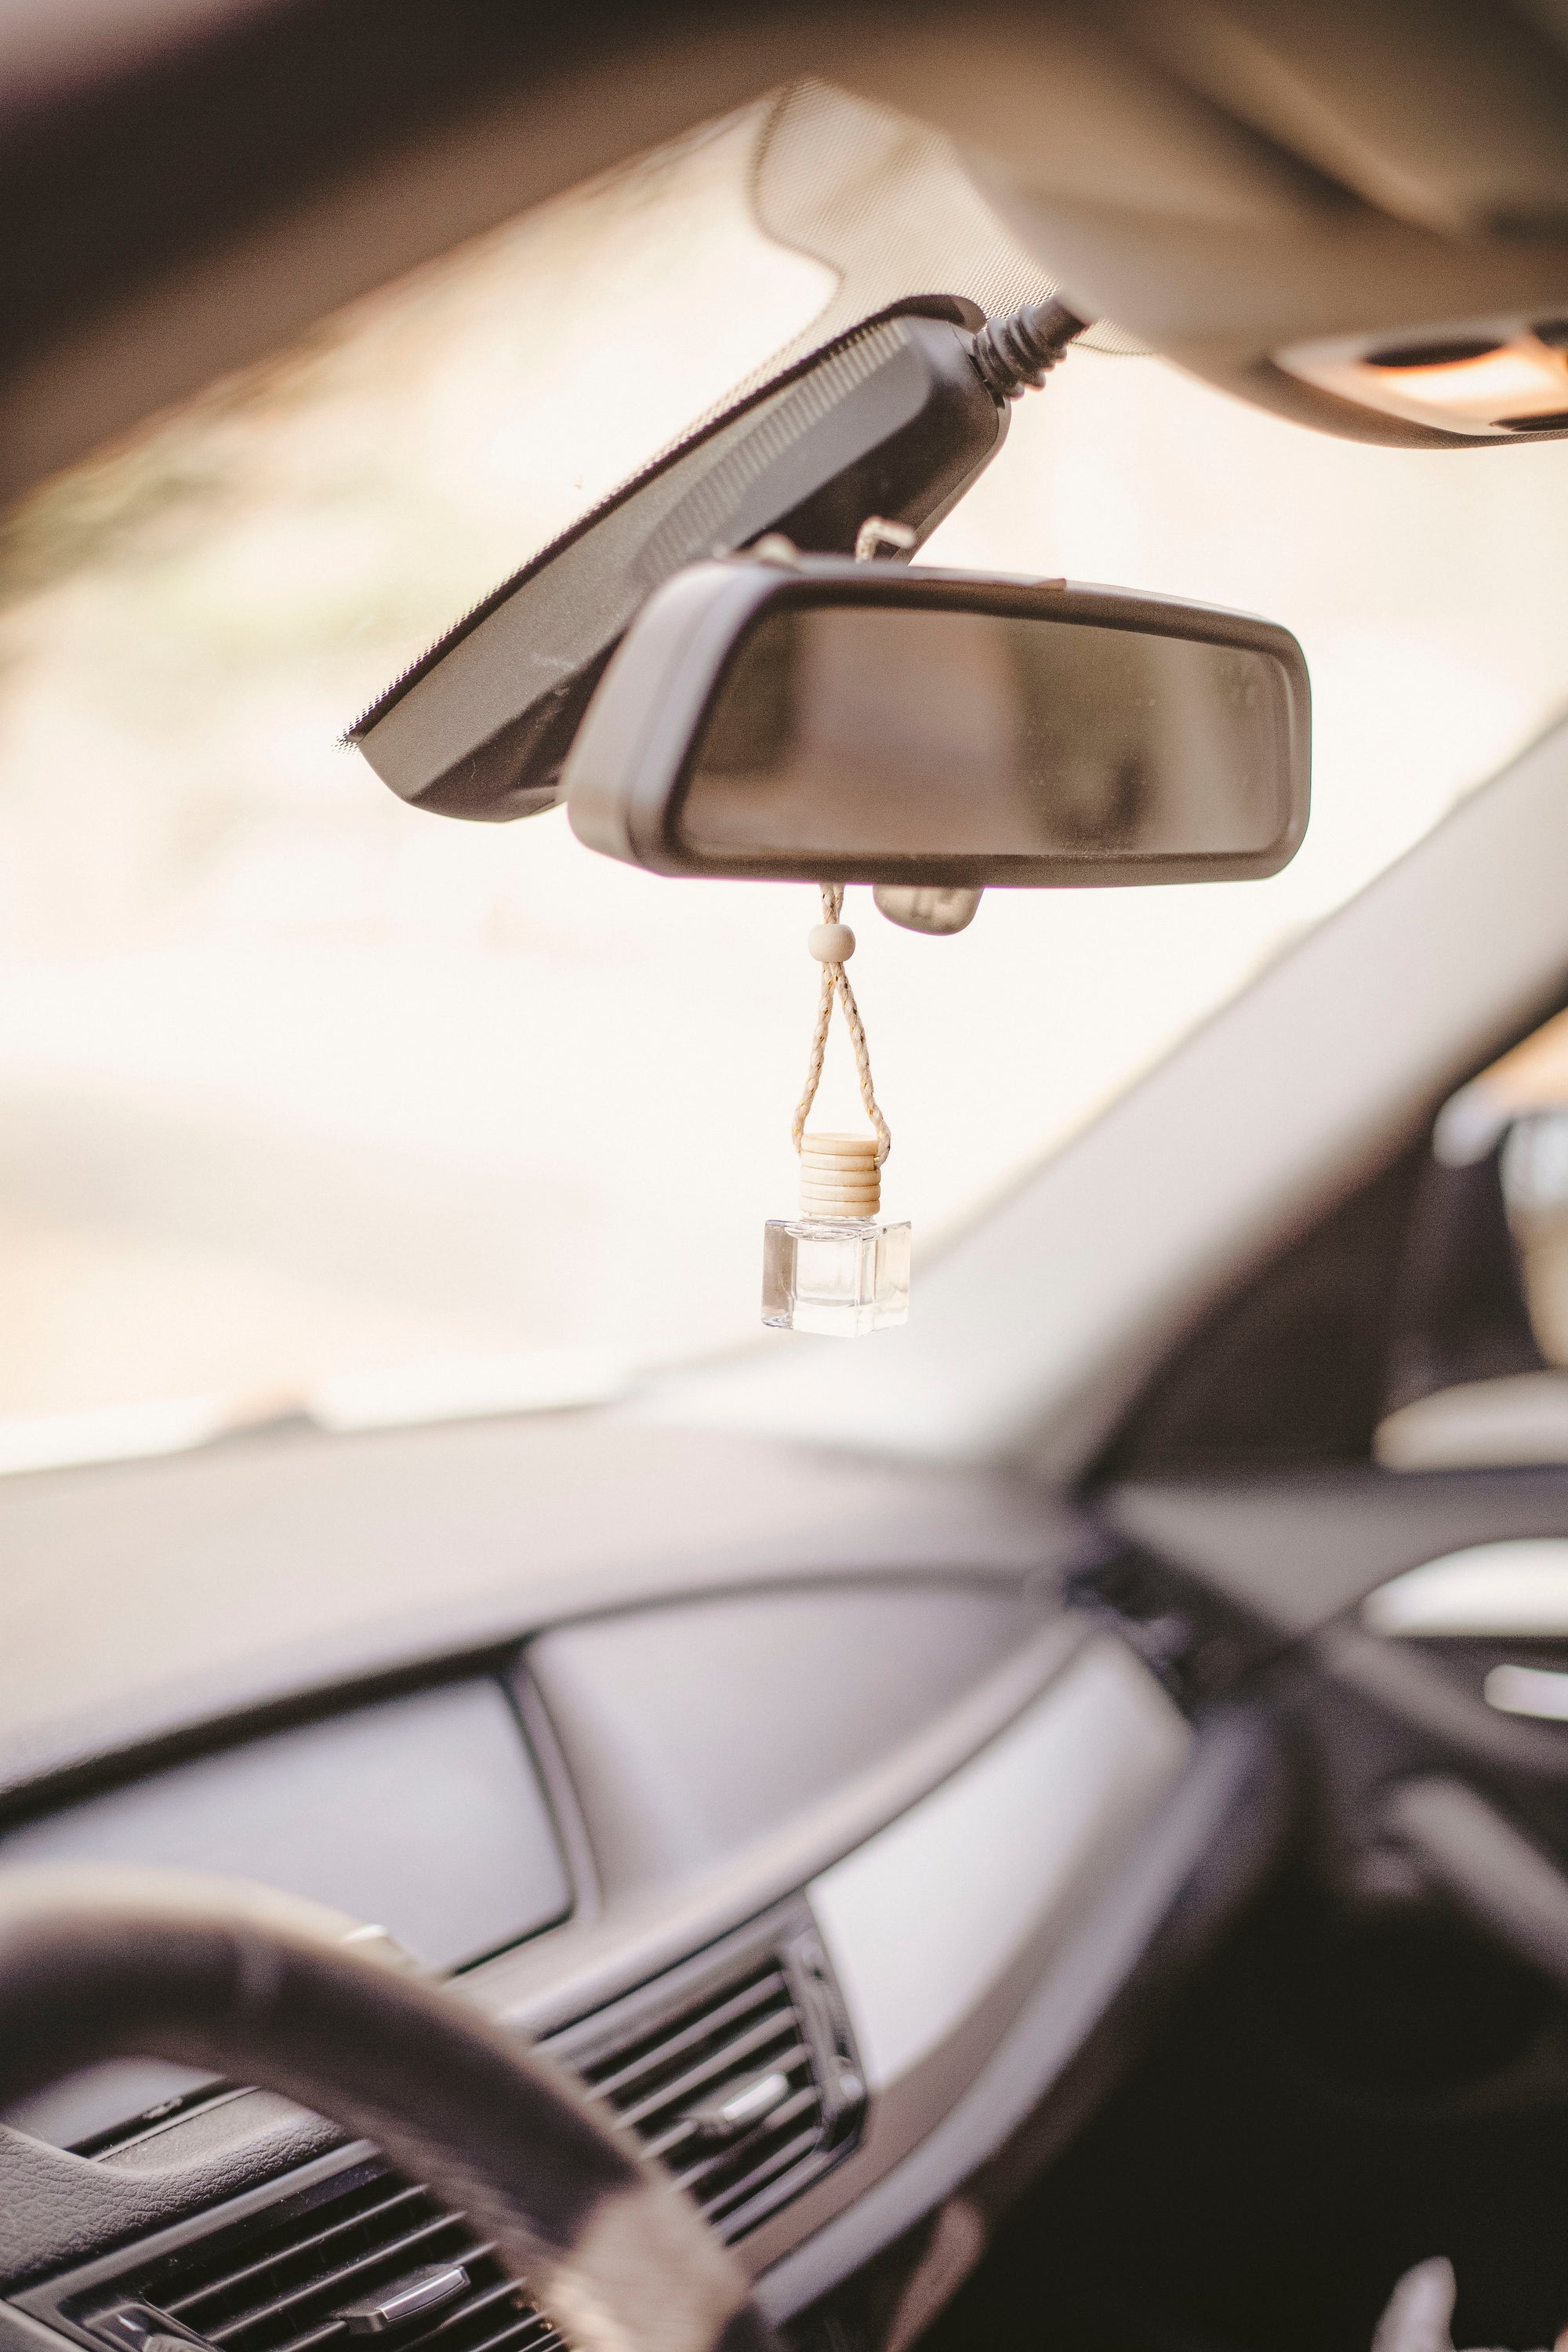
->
(762, 1132, 910, 1337)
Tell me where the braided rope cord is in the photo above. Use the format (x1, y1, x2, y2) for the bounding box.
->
(791, 883, 891, 1163)
(789, 517, 905, 1167)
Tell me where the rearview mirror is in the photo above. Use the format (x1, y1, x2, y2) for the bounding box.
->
(564, 558, 1310, 887)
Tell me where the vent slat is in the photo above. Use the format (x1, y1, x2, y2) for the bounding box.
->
(165, 2187, 434, 2318)
(204, 2214, 470, 2344)
(578, 1975, 784, 2103)
(703, 2125, 823, 2228)
(259, 2246, 506, 2352)
(256, 2318, 346, 2352)
(670, 2086, 822, 2199)
(456, 2312, 564, 2352)
(608, 2013, 804, 2134)
(411, 2277, 519, 2339)
(638, 2052, 812, 2163)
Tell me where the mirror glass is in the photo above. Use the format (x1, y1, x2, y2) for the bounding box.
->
(679, 599, 1297, 867)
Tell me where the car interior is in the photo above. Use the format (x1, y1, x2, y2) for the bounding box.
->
(9, 5, 1568, 2351)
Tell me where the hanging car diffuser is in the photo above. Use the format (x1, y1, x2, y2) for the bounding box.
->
(537, 314, 1312, 1347)
(763, 885, 910, 1337)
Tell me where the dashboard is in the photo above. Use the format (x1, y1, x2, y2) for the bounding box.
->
(0, 1409, 1234, 2347)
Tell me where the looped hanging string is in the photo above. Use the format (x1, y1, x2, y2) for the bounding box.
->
(789, 514, 904, 1169)
(791, 883, 891, 1164)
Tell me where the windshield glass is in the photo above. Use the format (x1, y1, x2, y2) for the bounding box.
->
(2, 89, 1568, 1463)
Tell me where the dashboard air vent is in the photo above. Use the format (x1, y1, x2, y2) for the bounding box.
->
(73, 2158, 559, 2352)
(547, 1903, 865, 2244)
(34, 1901, 865, 2352)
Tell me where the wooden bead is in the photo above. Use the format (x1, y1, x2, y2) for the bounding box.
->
(808, 922, 855, 963)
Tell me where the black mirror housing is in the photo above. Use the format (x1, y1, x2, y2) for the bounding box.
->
(564, 557, 1311, 889)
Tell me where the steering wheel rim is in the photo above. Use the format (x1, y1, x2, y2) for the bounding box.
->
(0, 1867, 779, 2352)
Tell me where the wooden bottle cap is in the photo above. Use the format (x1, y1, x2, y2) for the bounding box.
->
(800, 1129, 880, 1219)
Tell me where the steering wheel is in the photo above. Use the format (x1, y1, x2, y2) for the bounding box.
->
(0, 1869, 779, 2352)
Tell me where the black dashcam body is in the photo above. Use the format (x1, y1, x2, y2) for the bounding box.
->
(347, 299, 1009, 823)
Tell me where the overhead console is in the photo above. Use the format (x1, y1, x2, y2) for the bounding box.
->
(863, 0, 1568, 447)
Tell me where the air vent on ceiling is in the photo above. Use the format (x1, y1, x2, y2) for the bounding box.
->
(69, 2158, 559, 2352)
(555, 1920, 862, 2244)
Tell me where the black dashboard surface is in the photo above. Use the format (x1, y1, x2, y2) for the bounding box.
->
(0, 1414, 1088, 1821)
(1100, 1465, 1568, 1636)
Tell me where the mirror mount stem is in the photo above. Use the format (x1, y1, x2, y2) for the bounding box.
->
(874, 885, 983, 937)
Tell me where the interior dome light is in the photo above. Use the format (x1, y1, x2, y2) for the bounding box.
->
(1278, 318, 1568, 437)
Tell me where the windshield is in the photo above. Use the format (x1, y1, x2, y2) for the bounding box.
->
(2, 87, 1568, 1466)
